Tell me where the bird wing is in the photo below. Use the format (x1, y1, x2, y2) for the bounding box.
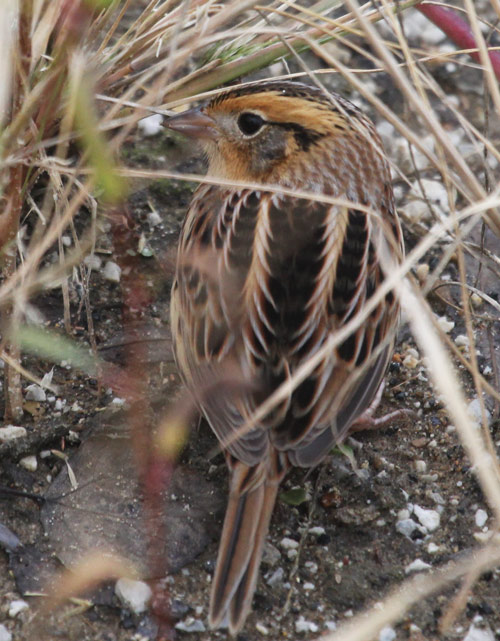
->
(171, 185, 271, 465)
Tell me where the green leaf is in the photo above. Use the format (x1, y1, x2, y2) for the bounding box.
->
(280, 487, 308, 506)
(14, 326, 98, 376)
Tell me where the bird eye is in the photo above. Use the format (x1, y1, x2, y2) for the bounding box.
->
(237, 112, 265, 136)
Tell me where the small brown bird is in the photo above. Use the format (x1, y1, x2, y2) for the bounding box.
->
(168, 80, 403, 633)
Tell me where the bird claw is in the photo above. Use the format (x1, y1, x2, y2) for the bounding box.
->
(349, 382, 416, 432)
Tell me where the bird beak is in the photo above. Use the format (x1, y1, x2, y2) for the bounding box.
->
(166, 108, 218, 140)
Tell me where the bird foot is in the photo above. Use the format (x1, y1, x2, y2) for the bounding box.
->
(349, 381, 416, 433)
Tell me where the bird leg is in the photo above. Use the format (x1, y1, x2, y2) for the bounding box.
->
(349, 381, 416, 432)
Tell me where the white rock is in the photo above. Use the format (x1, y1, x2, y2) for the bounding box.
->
(295, 616, 319, 633)
(305, 561, 318, 574)
(175, 618, 206, 633)
(84, 253, 102, 270)
(255, 622, 269, 635)
(403, 354, 419, 369)
(463, 623, 495, 641)
(25, 384, 46, 402)
(401, 199, 430, 223)
(475, 509, 488, 528)
(436, 315, 455, 334)
(415, 263, 429, 282)
(414, 505, 440, 532)
(303, 582, 315, 591)
(0, 426, 27, 441)
(376, 121, 396, 148)
(379, 626, 397, 641)
(402, 9, 446, 44)
(427, 542, 440, 554)
(103, 261, 121, 283)
(0, 625, 12, 641)
(262, 542, 281, 566)
(147, 211, 162, 227)
(309, 526, 326, 536)
(19, 455, 37, 472)
(414, 460, 427, 473)
(280, 537, 299, 550)
(418, 179, 451, 213)
(325, 621, 337, 631)
(8, 600, 28, 617)
(455, 334, 470, 348)
(115, 578, 152, 614)
(396, 518, 419, 538)
(405, 559, 431, 573)
(138, 114, 163, 136)
(467, 399, 491, 428)
(265, 567, 284, 587)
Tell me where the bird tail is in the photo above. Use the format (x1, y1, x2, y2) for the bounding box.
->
(209, 462, 280, 635)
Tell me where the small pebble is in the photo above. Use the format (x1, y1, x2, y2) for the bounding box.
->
(309, 526, 326, 536)
(8, 600, 28, 618)
(415, 263, 429, 282)
(295, 616, 318, 633)
(25, 384, 46, 402)
(455, 334, 469, 348)
(436, 315, 455, 334)
(19, 455, 37, 472)
(0, 625, 12, 641)
(401, 199, 429, 223)
(403, 354, 419, 369)
(115, 578, 152, 614)
(0, 524, 21, 551)
(467, 399, 491, 428)
(255, 622, 269, 635)
(84, 253, 102, 270)
(175, 618, 206, 633)
(379, 626, 396, 641)
(103, 261, 121, 283)
(262, 543, 281, 566)
(414, 505, 440, 532)
(470, 293, 483, 307)
(463, 623, 495, 641)
(147, 211, 162, 227)
(0, 426, 27, 441)
(280, 537, 299, 550)
(427, 542, 440, 554)
(304, 561, 318, 574)
(475, 509, 488, 528)
(325, 621, 337, 631)
(396, 519, 419, 538)
(265, 567, 284, 587)
(405, 559, 431, 573)
(138, 114, 163, 136)
(414, 460, 427, 473)
(303, 582, 315, 591)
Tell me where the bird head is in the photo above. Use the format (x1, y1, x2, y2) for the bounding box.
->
(166, 81, 380, 191)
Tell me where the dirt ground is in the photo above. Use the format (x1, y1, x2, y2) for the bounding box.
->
(1, 8, 500, 641)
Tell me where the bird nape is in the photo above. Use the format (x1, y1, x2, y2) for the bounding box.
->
(168, 80, 404, 634)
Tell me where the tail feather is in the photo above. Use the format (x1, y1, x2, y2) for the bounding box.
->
(209, 467, 279, 635)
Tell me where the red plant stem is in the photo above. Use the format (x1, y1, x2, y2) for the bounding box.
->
(417, 3, 500, 81)
(109, 206, 174, 639)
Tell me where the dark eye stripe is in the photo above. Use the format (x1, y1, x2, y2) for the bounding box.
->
(270, 121, 325, 151)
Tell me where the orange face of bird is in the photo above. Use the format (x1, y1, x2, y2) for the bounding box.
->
(167, 86, 361, 186)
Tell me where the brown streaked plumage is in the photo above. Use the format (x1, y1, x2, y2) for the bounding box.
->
(168, 81, 404, 634)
